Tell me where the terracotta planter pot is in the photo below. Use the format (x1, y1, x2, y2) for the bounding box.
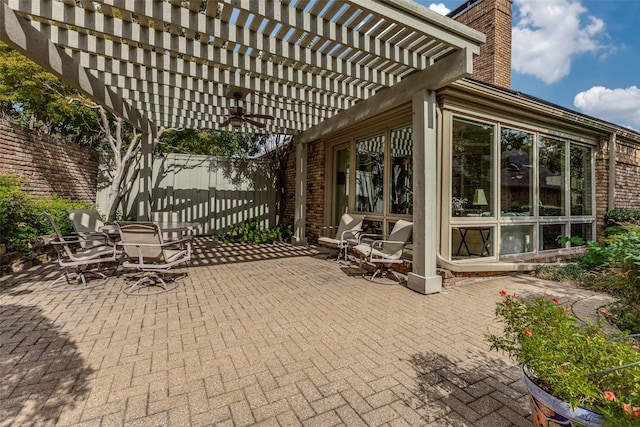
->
(522, 366, 605, 427)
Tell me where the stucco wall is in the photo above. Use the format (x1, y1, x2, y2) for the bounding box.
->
(0, 119, 99, 203)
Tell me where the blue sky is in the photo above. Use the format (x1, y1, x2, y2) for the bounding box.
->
(414, 0, 640, 130)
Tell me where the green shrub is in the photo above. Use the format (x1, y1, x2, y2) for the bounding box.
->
(0, 174, 92, 255)
(537, 223, 640, 333)
(589, 224, 640, 279)
(213, 219, 292, 244)
(605, 208, 640, 225)
(605, 209, 640, 236)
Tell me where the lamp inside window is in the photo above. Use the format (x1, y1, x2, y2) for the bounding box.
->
(473, 188, 488, 213)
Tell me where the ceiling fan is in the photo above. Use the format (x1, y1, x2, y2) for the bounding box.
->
(220, 92, 274, 129)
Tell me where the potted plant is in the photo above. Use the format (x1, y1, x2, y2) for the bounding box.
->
(488, 291, 640, 426)
(451, 197, 468, 216)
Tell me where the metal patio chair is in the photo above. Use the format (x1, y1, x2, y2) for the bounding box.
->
(43, 212, 119, 291)
(67, 208, 110, 248)
(318, 213, 365, 262)
(353, 219, 413, 284)
(116, 221, 192, 296)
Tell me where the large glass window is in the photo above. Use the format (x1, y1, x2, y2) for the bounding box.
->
(570, 144, 592, 216)
(390, 126, 413, 215)
(570, 223, 592, 246)
(452, 118, 494, 217)
(540, 224, 565, 251)
(538, 137, 565, 216)
(500, 225, 534, 255)
(448, 114, 594, 261)
(356, 134, 385, 214)
(452, 226, 493, 257)
(500, 128, 533, 217)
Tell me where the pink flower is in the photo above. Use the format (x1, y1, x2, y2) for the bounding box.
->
(515, 295, 522, 301)
(524, 329, 533, 338)
(600, 309, 614, 317)
(623, 403, 634, 417)
(603, 391, 616, 401)
(499, 290, 507, 297)
(551, 298, 559, 304)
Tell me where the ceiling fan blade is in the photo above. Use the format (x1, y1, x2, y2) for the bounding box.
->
(246, 114, 274, 120)
(245, 118, 267, 128)
(228, 106, 240, 116)
(220, 118, 232, 127)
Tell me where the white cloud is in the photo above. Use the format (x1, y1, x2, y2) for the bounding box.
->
(574, 86, 640, 129)
(512, 0, 607, 84)
(428, 3, 450, 15)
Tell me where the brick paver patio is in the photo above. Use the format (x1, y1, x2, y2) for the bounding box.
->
(0, 238, 614, 426)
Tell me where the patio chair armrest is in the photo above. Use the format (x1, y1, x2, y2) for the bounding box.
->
(118, 241, 184, 249)
(340, 228, 362, 241)
(51, 236, 86, 245)
(357, 233, 388, 244)
(117, 237, 192, 250)
(370, 239, 407, 248)
(162, 236, 193, 249)
(76, 231, 112, 243)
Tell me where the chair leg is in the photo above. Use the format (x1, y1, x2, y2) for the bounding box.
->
(48, 269, 109, 292)
(123, 271, 183, 296)
(362, 265, 405, 285)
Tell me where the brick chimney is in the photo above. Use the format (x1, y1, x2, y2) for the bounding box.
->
(449, 0, 512, 88)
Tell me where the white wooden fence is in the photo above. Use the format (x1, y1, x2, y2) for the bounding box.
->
(97, 153, 276, 235)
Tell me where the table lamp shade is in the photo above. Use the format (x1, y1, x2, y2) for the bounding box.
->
(473, 189, 488, 206)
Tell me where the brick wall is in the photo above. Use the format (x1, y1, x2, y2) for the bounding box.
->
(282, 139, 325, 243)
(305, 139, 325, 243)
(593, 135, 640, 239)
(614, 140, 640, 209)
(453, 0, 512, 88)
(0, 119, 99, 203)
(283, 144, 297, 228)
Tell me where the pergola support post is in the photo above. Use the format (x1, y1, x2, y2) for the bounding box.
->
(407, 89, 442, 294)
(292, 140, 308, 245)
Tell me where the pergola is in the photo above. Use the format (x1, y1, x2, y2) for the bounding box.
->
(0, 0, 485, 293)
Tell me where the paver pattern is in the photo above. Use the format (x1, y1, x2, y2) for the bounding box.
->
(0, 238, 614, 426)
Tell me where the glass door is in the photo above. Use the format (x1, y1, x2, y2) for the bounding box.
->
(333, 144, 350, 225)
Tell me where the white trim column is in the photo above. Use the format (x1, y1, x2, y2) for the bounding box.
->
(292, 139, 308, 245)
(408, 89, 442, 294)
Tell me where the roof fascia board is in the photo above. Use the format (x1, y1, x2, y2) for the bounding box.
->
(0, 3, 152, 133)
(445, 79, 640, 142)
(374, 0, 485, 51)
(297, 47, 472, 143)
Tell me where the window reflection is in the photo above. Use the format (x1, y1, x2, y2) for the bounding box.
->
(500, 225, 533, 255)
(356, 134, 385, 214)
(390, 126, 413, 215)
(570, 144, 592, 216)
(500, 128, 533, 216)
(452, 117, 494, 217)
(540, 224, 565, 251)
(538, 137, 565, 216)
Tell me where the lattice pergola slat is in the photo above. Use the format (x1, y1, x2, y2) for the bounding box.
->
(1, 0, 484, 135)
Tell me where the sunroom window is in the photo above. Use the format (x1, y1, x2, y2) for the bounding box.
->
(449, 115, 594, 260)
